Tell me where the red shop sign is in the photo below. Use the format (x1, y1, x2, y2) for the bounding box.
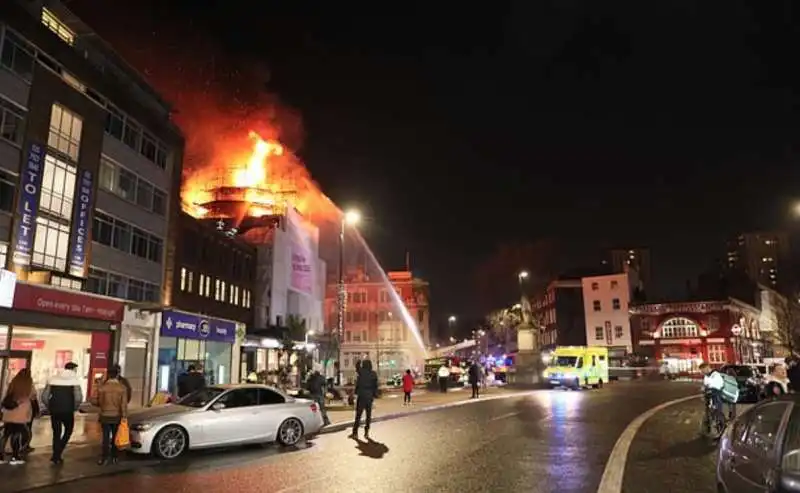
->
(13, 283, 124, 322)
(0, 339, 45, 351)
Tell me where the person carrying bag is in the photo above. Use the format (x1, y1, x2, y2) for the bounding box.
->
(91, 367, 128, 465)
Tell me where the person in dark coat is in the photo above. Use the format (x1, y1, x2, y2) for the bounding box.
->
(305, 368, 330, 426)
(787, 357, 800, 393)
(468, 362, 481, 399)
(350, 359, 378, 439)
(177, 365, 206, 398)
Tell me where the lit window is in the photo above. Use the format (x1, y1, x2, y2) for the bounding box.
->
(48, 104, 83, 162)
(32, 216, 70, 271)
(41, 8, 76, 46)
(50, 274, 82, 291)
(186, 271, 193, 293)
(659, 317, 699, 339)
(180, 267, 187, 291)
(40, 154, 76, 221)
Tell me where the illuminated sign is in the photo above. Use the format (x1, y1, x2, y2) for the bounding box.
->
(68, 169, 93, 277)
(12, 142, 44, 266)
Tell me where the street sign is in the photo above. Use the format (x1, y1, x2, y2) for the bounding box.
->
(731, 324, 742, 336)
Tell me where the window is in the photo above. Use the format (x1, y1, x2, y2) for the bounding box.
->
(0, 98, 25, 145)
(612, 298, 621, 310)
(379, 290, 390, 303)
(614, 326, 624, 339)
(744, 402, 790, 455)
(593, 300, 601, 312)
(708, 344, 727, 364)
(610, 280, 619, 289)
(98, 156, 167, 216)
(186, 270, 193, 293)
(50, 274, 81, 291)
(1, 31, 35, 81)
(707, 315, 720, 332)
(122, 118, 141, 151)
(84, 267, 160, 302)
(92, 211, 163, 263)
(105, 106, 124, 140)
(31, 216, 70, 271)
(0, 170, 16, 213)
(48, 104, 82, 162)
(595, 327, 604, 340)
(257, 388, 285, 405)
(41, 8, 76, 45)
(180, 268, 188, 291)
(660, 317, 699, 339)
(591, 282, 599, 291)
(205, 276, 212, 297)
(40, 155, 76, 220)
(217, 389, 259, 409)
(0, 243, 7, 268)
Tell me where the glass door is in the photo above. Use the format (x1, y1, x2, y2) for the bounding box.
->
(0, 350, 33, 396)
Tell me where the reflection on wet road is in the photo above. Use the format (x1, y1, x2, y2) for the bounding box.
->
(31, 382, 700, 493)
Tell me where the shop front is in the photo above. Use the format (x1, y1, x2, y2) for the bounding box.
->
(0, 282, 124, 399)
(156, 309, 239, 396)
(120, 307, 160, 408)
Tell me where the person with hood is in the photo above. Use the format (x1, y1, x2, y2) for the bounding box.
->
(177, 364, 206, 398)
(350, 359, 379, 439)
(0, 370, 36, 465)
(305, 366, 330, 426)
(41, 362, 83, 465)
(91, 366, 128, 465)
(468, 362, 481, 399)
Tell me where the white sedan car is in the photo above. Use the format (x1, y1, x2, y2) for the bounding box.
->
(128, 384, 324, 459)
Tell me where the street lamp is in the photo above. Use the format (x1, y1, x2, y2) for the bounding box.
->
(336, 208, 361, 386)
(448, 315, 456, 323)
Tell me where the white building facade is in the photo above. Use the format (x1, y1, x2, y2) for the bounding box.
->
(582, 272, 633, 360)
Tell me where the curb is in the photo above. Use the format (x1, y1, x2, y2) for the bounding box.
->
(319, 390, 537, 434)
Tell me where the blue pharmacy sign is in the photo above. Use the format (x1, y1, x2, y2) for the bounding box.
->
(160, 310, 237, 344)
(68, 169, 94, 277)
(12, 142, 45, 266)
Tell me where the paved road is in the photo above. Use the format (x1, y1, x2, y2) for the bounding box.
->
(22, 381, 700, 493)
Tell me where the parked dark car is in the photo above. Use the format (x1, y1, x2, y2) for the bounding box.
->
(716, 395, 800, 492)
(719, 364, 762, 403)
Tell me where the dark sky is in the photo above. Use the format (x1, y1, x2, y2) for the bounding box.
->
(70, 1, 800, 335)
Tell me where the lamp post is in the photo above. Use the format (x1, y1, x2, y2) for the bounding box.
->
(336, 209, 361, 385)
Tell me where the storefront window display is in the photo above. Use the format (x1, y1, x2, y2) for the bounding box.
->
(156, 310, 236, 395)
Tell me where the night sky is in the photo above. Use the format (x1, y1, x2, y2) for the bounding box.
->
(69, 1, 800, 337)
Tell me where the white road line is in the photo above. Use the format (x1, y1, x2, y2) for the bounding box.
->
(489, 411, 521, 422)
(596, 394, 699, 493)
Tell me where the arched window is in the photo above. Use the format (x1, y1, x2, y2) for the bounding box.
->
(660, 317, 699, 339)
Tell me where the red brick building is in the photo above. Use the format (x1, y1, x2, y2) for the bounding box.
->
(323, 269, 429, 382)
(630, 298, 770, 374)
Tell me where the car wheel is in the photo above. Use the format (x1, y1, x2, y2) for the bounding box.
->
(153, 425, 188, 460)
(277, 418, 304, 447)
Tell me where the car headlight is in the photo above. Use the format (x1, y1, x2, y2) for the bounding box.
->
(131, 423, 154, 432)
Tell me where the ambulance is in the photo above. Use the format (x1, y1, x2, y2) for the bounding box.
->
(543, 346, 609, 390)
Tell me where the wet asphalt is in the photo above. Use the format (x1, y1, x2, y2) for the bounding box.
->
(23, 381, 702, 493)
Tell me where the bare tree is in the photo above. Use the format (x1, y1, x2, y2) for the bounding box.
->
(773, 299, 800, 356)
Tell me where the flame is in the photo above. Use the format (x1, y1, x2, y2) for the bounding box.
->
(181, 129, 338, 225)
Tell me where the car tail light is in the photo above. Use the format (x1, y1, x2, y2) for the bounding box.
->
(310, 402, 318, 413)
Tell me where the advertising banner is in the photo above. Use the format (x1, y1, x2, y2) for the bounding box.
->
(12, 142, 45, 266)
(68, 169, 94, 277)
(290, 240, 313, 295)
(160, 309, 236, 343)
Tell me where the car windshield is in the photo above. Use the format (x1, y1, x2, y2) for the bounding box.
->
(552, 356, 578, 367)
(723, 366, 754, 378)
(177, 388, 225, 408)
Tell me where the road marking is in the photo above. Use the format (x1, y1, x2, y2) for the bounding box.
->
(596, 394, 699, 493)
(489, 411, 521, 422)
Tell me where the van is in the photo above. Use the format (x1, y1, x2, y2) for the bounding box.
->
(543, 346, 609, 390)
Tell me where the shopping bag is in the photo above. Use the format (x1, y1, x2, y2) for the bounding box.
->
(115, 419, 130, 449)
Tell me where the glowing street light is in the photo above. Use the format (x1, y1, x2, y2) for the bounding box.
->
(448, 315, 457, 323)
(518, 270, 529, 281)
(336, 207, 362, 385)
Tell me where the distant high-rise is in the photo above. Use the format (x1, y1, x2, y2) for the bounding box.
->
(606, 248, 651, 297)
(725, 231, 790, 292)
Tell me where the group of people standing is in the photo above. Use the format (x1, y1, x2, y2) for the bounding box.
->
(0, 362, 131, 466)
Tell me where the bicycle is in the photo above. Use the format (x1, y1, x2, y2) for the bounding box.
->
(700, 391, 727, 439)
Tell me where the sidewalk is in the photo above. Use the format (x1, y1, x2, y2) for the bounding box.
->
(0, 386, 522, 492)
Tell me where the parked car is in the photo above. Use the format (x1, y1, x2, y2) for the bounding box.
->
(127, 384, 324, 460)
(716, 395, 800, 492)
(762, 364, 790, 399)
(719, 365, 762, 403)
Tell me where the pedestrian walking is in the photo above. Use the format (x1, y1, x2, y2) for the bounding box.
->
(18, 369, 39, 455)
(0, 369, 36, 465)
(437, 364, 450, 393)
(350, 359, 378, 440)
(468, 362, 481, 399)
(91, 366, 128, 465)
(402, 369, 414, 406)
(305, 367, 330, 426)
(41, 362, 83, 465)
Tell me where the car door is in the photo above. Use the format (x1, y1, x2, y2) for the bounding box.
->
(724, 401, 792, 492)
(202, 388, 261, 446)
(256, 388, 289, 441)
